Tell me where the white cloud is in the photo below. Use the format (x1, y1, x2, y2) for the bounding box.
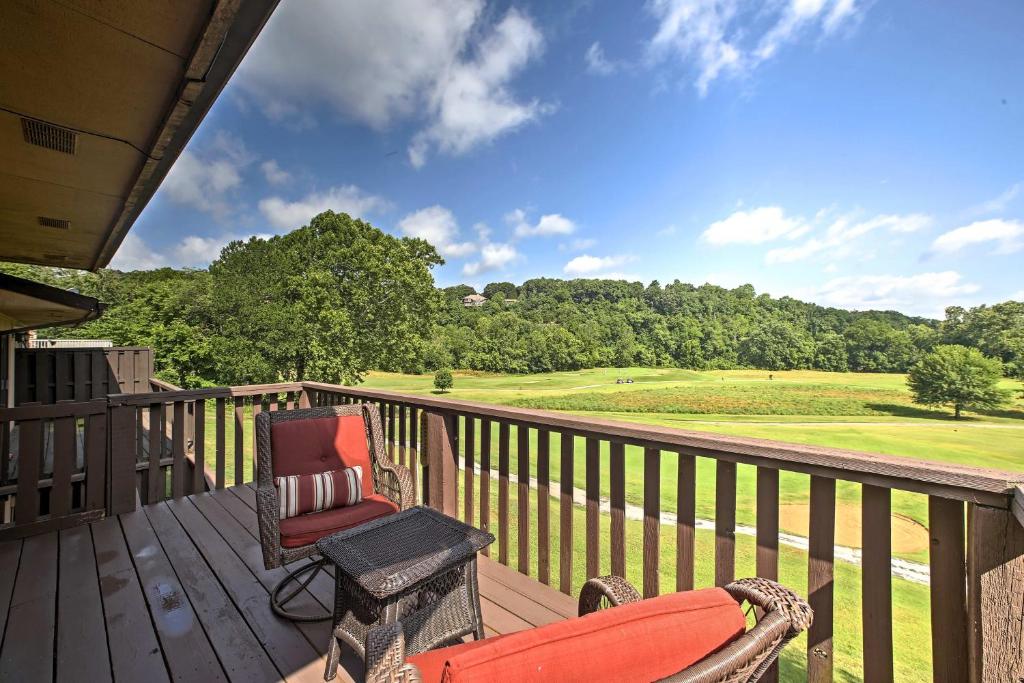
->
(967, 182, 1023, 216)
(766, 212, 931, 263)
(646, 0, 863, 95)
(564, 254, 635, 275)
(931, 219, 1024, 255)
(462, 242, 519, 275)
(507, 209, 577, 237)
(238, 1, 547, 167)
(559, 238, 598, 252)
(397, 205, 477, 257)
(408, 8, 548, 167)
(1011, 290, 1024, 302)
(656, 225, 678, 237)
(805, 271, 980, 317)
(258, 185, 390, 231)
(702, 206, 809, 245)
(109, 234, 167, 271)
(260, 160, 291, 185)
(585, 42, 619, 75)
(164, 132, 252, 216)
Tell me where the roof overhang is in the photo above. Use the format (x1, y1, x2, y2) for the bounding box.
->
(0, 0, 279, 271)
(0, 273, 104, 334)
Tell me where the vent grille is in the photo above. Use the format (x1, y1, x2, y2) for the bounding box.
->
(21, 118, 77, 154)
(38, 216, 70, 230)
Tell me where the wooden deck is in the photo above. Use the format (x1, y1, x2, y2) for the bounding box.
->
(0, 485, 577, 682)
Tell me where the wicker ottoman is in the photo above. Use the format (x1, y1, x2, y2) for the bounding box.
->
(317, 506, 494, 681)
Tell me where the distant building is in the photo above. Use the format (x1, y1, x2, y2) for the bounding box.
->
(28, 338, 113, 348)
(462, 294, 488, 307)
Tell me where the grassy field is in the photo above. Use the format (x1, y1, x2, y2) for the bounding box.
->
(199, 368, 1022, 681)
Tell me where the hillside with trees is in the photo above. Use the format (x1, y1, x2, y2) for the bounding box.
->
(3, 212, 1021, 387)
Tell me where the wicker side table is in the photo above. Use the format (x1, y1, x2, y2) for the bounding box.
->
(317, 506, 494, 681)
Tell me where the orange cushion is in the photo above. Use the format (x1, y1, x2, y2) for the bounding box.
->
(408, 635, 513, 682)
(407, 587, 745, 683)
(279, 494, 399, 548)
(270, 414, 375, 499)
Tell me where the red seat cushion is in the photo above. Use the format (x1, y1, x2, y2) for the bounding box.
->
(279, 494, 399, 548)
(406, 587, 745, 683)
(270, 414, 375, 499)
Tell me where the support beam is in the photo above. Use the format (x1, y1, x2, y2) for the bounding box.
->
(424, 411, 457, 517)
(967, 502, 1024, 682)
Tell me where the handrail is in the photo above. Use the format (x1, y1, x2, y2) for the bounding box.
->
(302, 382, 1021, 507)
(108, 381, 303, 405)
(1014, 485, 1024, 529)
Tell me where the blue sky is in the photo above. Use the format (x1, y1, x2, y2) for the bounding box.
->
(115, 0, 1024, 318)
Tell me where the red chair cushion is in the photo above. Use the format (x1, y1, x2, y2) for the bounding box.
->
(270, 414, 375, 499)
(279, 494, 399, 548)
(406, 587, 745, 683)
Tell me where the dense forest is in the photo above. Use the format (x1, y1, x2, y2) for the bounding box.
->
(3, 212, 1022, 387)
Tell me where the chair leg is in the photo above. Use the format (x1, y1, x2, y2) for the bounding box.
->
(271, 557, 331, 622)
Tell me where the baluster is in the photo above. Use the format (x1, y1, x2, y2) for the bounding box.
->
(560, 433, 574, 594)
(518, 424, 531, 575)
(15, 419, 42, 523)
(193, 399, 206, 494)
(756, 466, 781, 683)
(408, 407, 419, 503)
(215, 397, 226, 489)
(399, 405, 408, 469)
(171, 401, 185, 498)
(643, 447, 660, 598)
(498, 422, 510, 566)
(251, 394, 263, 470)
(85, 412, 106, 511)
(861, 484, 893, 682)
(50, 415, 75, 516)
(537, 429, 550, 586)
(928, 496, 968, 682)
(715, 460, 737, 587)
(479, 419, 491, 555)
(148, 404, 162, 503)
(585, 437, 600, 580)
(234, 396, 244, 486)
(610, 441, 626, 578)
(676, 452, 696, 591)
(808, 476, 836, 682)
(464, 416, 475, 525)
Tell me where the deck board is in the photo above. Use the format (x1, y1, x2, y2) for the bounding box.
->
(0, 485, 573, 682)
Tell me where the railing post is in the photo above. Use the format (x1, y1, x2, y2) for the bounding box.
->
(107, 399, 138, 514)
(423, 411, 457, 516)
(967, 499, 1024, 682)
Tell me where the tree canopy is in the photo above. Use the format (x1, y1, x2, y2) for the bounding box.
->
(906, 345, 1009, 418)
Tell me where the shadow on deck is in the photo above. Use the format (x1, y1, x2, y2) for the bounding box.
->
(0, 485, 576, 682)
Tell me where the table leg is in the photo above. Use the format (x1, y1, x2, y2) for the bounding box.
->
(467, 557, 485, 640)
(324, 634, 341, 680)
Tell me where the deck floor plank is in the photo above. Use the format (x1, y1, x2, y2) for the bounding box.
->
(120, 508, 227, 682)
(144, 501, 281, 682)
(165, 496, 325, 683)
(0, 538, 22, 646)
(57, 525, 112, 682)
(92, 515, 169, 683)
(0, 485, 574, 683)
(0, 532, 57, 682)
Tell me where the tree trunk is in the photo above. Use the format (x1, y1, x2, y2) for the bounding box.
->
(955, 404, 962, 419)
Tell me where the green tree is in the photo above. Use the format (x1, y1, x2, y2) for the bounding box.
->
(813, 331, 849, 372)
(433, 368, 453, 393)
(483, 281, 518, 300)
(907, 345, 1009, 418)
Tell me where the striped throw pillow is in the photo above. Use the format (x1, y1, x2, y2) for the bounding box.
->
(274, 466, 363, 520)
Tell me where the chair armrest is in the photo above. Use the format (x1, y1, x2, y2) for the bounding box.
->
(724, 577, 813, 637)
(255, 483, 283, 569)
(365, 621, 423, 683)
(374, 461, 416, 511)
(578, 575, 642, 616)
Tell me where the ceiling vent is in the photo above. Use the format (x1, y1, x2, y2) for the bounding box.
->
(22, 118, 77, 155)
(38, 216, 70, 230)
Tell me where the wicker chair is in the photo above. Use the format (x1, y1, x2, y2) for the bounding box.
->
(255, 403, 414, 621)
(364, 576, 812, 682)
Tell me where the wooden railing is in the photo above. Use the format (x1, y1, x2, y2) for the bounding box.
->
(301, 382, 1024, 683)
(0, 399, 108, 539)
(1, 377, 1020, 680)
